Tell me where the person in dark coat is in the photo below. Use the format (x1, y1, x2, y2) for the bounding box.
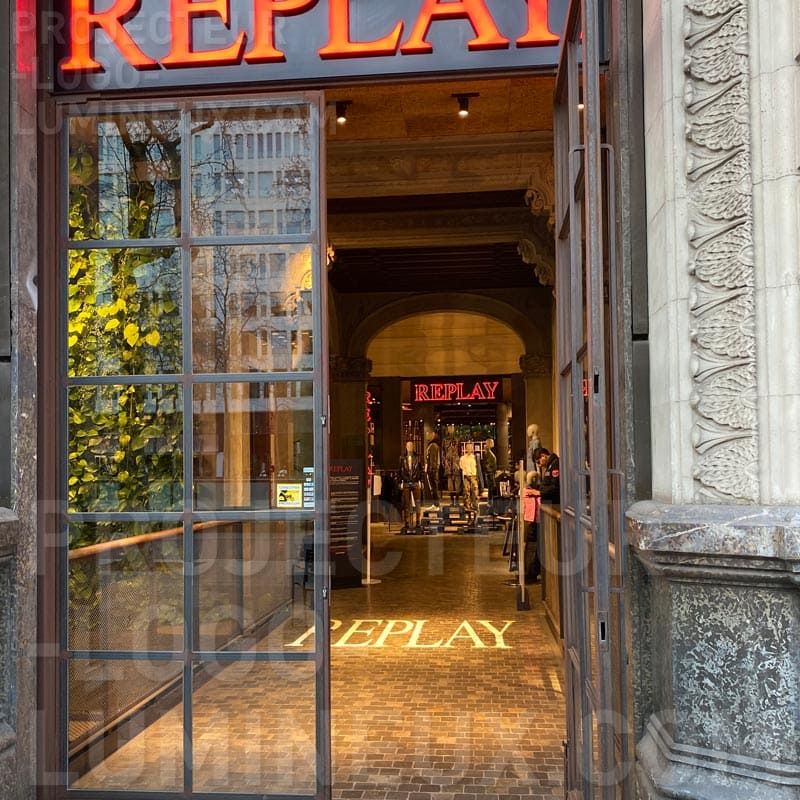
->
(537, 449, 561, 504)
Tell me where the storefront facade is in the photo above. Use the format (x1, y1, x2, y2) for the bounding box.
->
(0, 1, 798, 799)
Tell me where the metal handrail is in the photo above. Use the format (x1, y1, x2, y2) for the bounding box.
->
(68, 520, 223, 560)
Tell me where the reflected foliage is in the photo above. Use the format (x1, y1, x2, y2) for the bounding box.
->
(68, 384, 183, 515)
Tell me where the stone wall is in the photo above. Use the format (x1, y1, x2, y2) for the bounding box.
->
(4, 0, 39, 796)
(635, 0, 800, 797)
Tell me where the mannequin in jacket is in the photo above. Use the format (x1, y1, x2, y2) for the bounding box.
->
(526, 424, 541, 471)
(442, 424, 461, 506)
(399, 440, 424, 531)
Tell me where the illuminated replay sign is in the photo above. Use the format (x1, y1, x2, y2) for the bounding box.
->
(53, 0, 567, 92)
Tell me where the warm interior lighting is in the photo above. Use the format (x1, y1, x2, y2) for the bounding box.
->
(452, 92, 479, 119)
(335, 100, 351, 124)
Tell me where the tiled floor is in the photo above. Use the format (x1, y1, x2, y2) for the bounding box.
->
(73, 527, 565, 798)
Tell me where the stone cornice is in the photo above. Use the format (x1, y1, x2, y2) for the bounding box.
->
(627, 501, 800, 570)
(327, 132, 554, 199)
(328, 206, 542, 249)
(684, 0, 759, 503)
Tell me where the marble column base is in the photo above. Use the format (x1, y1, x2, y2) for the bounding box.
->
(635, 714, 799, 800)
(627, 502, 800, 800)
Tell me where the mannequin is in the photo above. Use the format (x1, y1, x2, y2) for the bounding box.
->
(442, 423, 461, 506)
(399, 440, 424, 532)
(483, 437, 497, 501)
(459, 442, 479, 526)
(526, 423, 541, 471)
(424, 430, 441, 509)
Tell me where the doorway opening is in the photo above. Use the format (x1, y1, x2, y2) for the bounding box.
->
(326, 75, 566, 800)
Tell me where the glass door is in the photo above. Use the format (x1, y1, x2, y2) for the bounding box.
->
(554, 2, 630, 798)
(58, 94, 330, 798)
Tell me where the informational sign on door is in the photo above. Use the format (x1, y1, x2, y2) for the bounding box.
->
(330, 460, 364, 588)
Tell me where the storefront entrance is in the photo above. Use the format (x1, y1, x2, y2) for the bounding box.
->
(41, 2, 632, 798)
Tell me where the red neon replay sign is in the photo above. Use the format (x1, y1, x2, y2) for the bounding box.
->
(59, 0, 560, 75)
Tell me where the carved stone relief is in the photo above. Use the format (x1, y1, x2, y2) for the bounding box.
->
(519, 354, 552, 378)
(330, 355, 373, 382)
(684, 0, 758, 503)
(524, 158, 556, 232)
(517, 238, 555, 286)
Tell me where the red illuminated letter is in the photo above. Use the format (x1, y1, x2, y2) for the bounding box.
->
(517, 0, 558, 47)
(401, 0, 509, 55)
(319, 0, 403, 59)
(60, 0, 157, 73)
(246, 0, 318, 63)
(162, 0, 246, 68)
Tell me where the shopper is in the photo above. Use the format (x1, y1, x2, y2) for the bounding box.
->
(537, 449, 561, 505)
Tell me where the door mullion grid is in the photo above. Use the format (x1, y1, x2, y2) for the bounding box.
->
(581, 0, 615, 797)
(309, 95, 332, 800)
(567, 26, 595, 799)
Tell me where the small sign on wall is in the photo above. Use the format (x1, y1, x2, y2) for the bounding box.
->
(276, 482, 304, 509)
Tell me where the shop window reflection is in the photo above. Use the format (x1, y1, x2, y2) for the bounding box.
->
(191, 244, 313, 374)
(69, 114, 181, 242)
(193, 382, 314, 510)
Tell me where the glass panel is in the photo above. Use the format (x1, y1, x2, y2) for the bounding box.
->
(193, 382, 314, 510)
(190, 106, 312, 238)
(191, 244, 313, 374)
(69, 521, 183, 652)
(68, 384, 183, 512)
(194, 518, 314, 652)
(67, 248, 182, 377)
(69, 113, 181, 241)
(192, 661, 316, 794)
(68, 659, 183, 791)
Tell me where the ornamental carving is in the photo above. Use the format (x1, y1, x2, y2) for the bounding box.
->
(517, 238, 555, 286)
(519, 354, 552, 378)
(685, 0, 758, 503)
(330, 355, 372, 382)
(524, 158, 556, 231)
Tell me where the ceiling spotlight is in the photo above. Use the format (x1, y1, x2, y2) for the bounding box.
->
(577, 102, 586, 111)
(452, 92, 479, 118)
(335, 100, 351, 125)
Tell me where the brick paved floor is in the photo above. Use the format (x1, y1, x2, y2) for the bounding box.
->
(73, 529, 565, 797)
(330, 529, 565, 800)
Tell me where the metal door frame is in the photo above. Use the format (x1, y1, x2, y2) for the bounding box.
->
(553, 1, 631, 797)
(40, 91, 332, 800)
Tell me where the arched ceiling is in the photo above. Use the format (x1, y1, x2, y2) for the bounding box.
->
(367, 311, 525, 377)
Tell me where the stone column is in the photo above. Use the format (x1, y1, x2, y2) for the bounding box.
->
(329, 356, 371, 462)
(496, 402, 510, 470)
(631, 1, 800, 798)
(519, 353, 554, 452)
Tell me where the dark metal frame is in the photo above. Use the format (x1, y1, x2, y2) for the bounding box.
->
(43, 93, 331, 800)
(554, 0, 631, 798)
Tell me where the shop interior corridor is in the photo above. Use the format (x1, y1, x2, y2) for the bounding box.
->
(330, 527, 565, 800)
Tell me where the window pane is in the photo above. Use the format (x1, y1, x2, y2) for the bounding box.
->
(69, 521, 183, 652)
(191, 245, 313, 374)
(67, 248, 182, 377)
(68, 384, 183, 512)
(68, 659, 183, 792)
(190, 106, 311, 238)
(193, 382, 313, 510)
(193, 518, 314, 652)
(69, 113, 181, 241)
(193, 661, 315, 794)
